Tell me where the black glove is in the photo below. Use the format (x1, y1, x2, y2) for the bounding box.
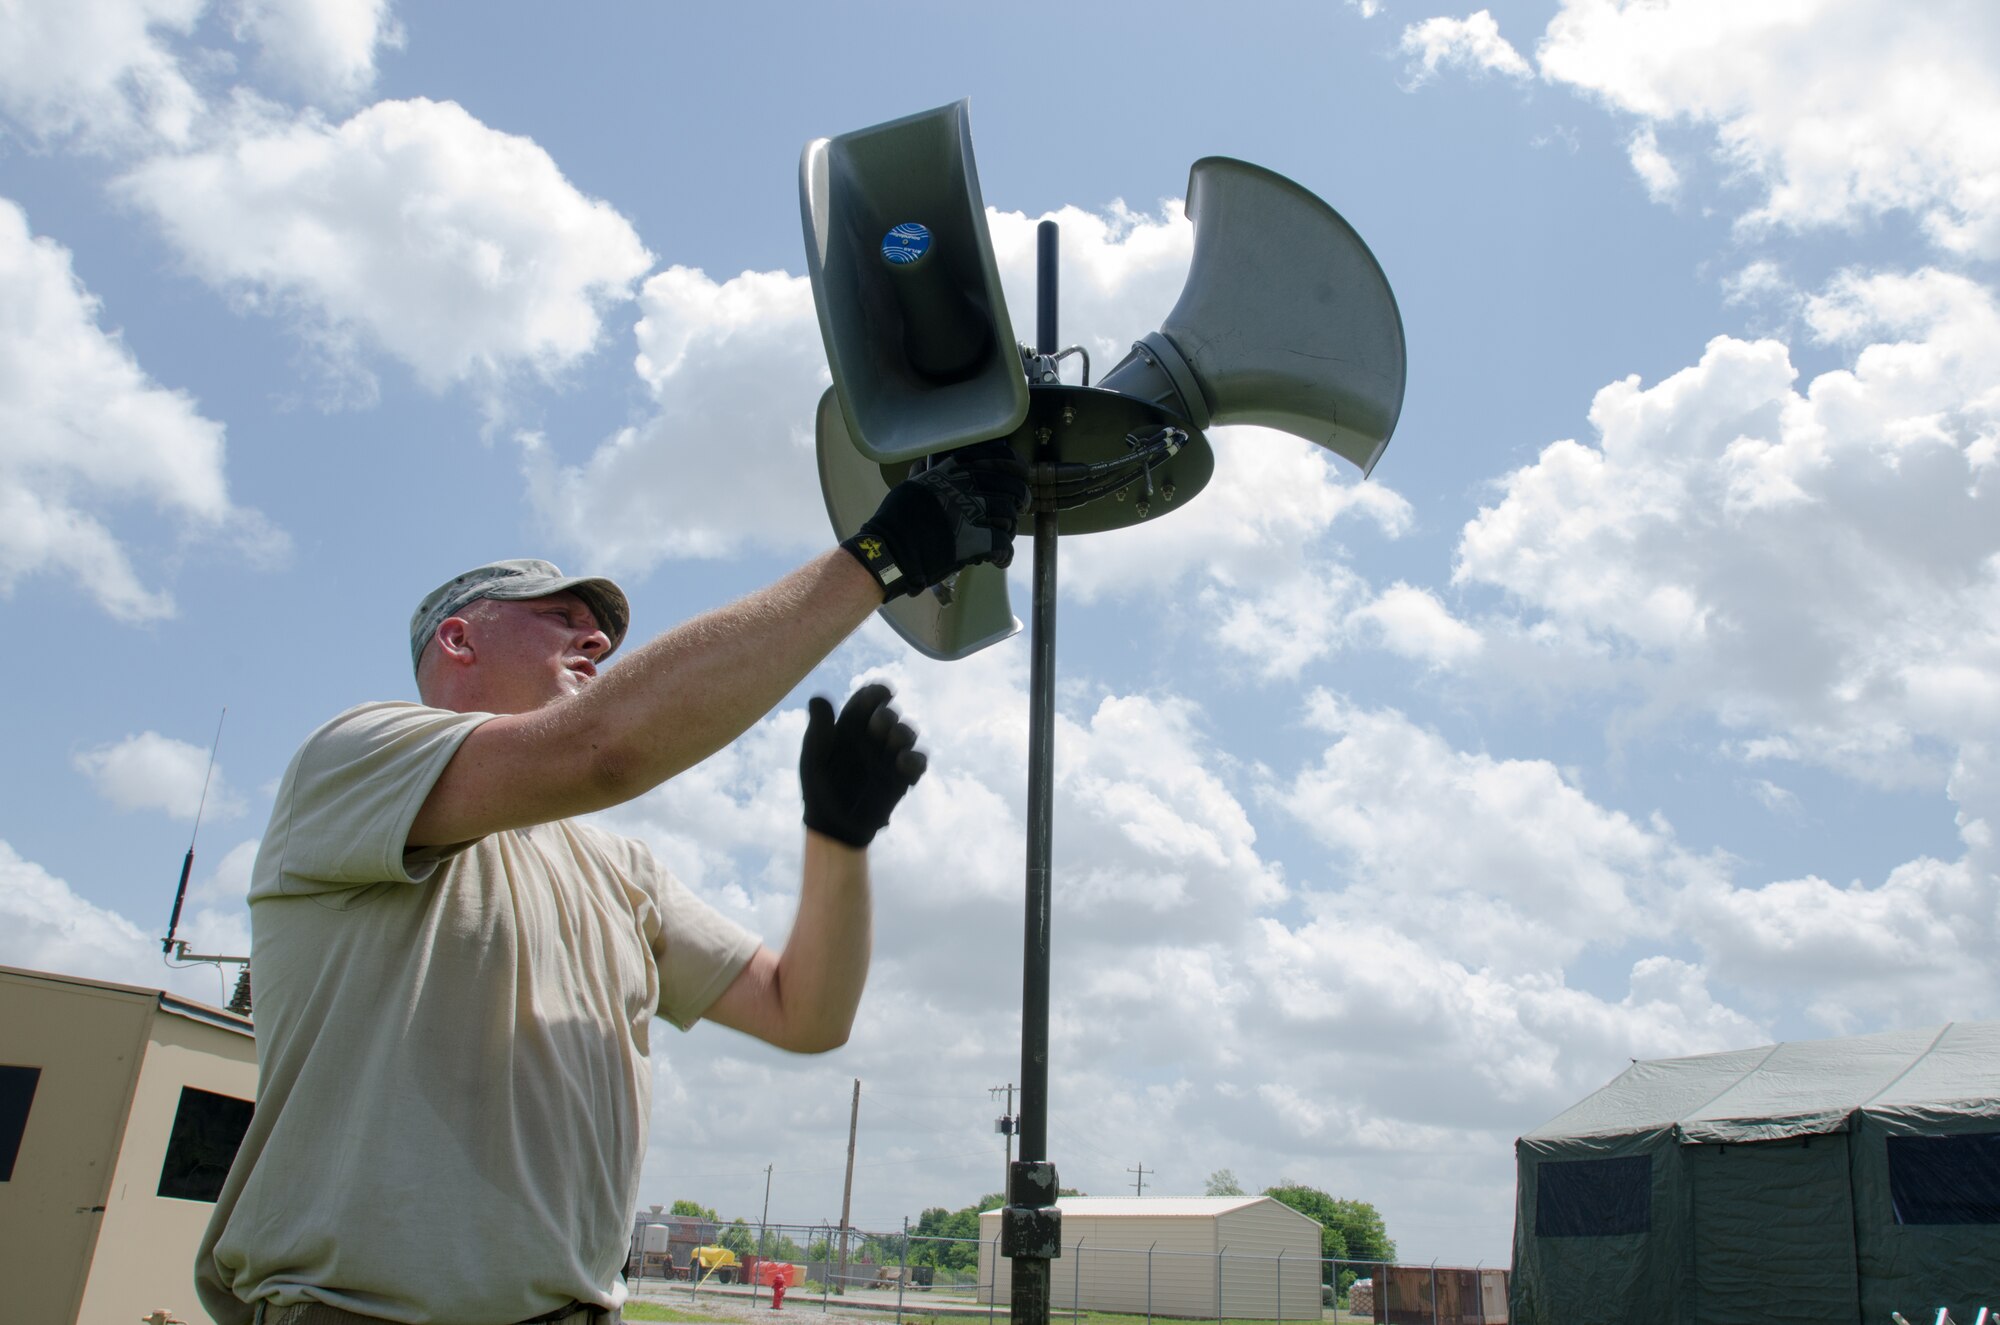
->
(800, 684, 928, 847)
(840, 438, 1030, 598)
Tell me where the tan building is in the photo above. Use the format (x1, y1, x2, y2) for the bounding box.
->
(978, 1195, 1324, 1319)
(1, 964, 256, 1325)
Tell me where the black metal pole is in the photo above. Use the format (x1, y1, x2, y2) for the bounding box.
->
(1023, 218, 1058, 1165)
(1008, 218, 1063, 1325)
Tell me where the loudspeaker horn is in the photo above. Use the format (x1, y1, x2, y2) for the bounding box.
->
(1097, 157, 1406, 476)
(815, 387, 1021, 660)
(801, 99, 1029, 465)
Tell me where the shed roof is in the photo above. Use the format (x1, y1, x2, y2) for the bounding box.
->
(1525, 1020, 2000, 1143)
(1, 963, 252, 1039)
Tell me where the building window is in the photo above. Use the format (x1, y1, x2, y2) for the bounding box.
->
(157, 1085, 253, 1202)
(1535, 1155, 1651, 1237)
(1888, 1133, 2000, 1226)
(0, 1064, 40, 1182)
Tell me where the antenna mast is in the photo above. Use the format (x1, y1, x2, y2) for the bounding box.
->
(163, 707, 226, 952)
(160, 708, 251, 1014)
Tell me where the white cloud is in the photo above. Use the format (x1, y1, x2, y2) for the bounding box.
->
(1747, 777, 1799, 815)
(0, 0, 206, 150)
(1537, 0, 2000, 255)
(228, 0, 402, 104)
(195, 837, 260, 904)
(0, 197, 281, 621)
(0, 839, 159, 984)
(1721, 259, 1799, 318)
(1626, 124, 1681, 204)
(1400, 11, 1534, 86)
(1346, 582, 1484, 666)
(73, 730, 246, 821)
(1252, 915, 1760, 1122)
(1280, 693, 1707, 972)
(0, 0, 403, 152)
(116, 97, 652, 396)
(986, 201, 1197, 376)
(521, 264, 828, 570)
(1454, 267, 2000, 782)
(1270, 693, 1999, 1046)
(1679, 853, 1996, 1032)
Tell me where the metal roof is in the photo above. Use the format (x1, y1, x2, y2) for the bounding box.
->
(980, 1195, 1313, 1220)
(1, 962, 252, 1038)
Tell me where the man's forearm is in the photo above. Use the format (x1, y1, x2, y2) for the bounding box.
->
(576, 550, 883, 790)
(776, 831, 874, 1050)
(702, 830, 874, 1052)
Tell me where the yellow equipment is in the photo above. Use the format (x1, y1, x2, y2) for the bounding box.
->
(691, 1245, 740, 1283)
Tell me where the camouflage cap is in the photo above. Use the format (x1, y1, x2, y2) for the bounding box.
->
(409, 559, 630, 673)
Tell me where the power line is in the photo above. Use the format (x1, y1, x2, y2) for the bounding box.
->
(1129, 1163, 1151, 1196)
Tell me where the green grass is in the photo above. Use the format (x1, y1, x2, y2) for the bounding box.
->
(622, 1304, 743, 1323)
(889, 1314, 1367, 1325)
(623, 1301, 1370, 1325)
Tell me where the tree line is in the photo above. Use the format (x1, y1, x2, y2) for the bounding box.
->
(660, 1176, 1393, 1283)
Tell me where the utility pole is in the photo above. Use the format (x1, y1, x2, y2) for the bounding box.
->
(837, 1078, 860, 1295)
(756, 1164, 774, 1307)
(1128, 1164, 1151, 1196)
(990, 1083, 1017, 1197)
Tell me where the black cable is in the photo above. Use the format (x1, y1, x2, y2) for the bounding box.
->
(1031, 427, 1184, 512)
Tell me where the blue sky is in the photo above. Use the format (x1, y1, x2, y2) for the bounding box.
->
(4, 0, 1997, 1267)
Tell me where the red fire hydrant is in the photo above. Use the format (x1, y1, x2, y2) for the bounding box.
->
(770, 1279, 786, 1311)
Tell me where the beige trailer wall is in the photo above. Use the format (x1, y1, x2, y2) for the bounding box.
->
(1, 969, 256, 1325)
(980, 1198, 1321, 1320)
(0, 972, 152, 1325)
(76, 1003, 256, 1325)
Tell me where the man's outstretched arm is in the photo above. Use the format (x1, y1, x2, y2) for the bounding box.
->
(409, 440, 1024, 848)
(410, 550, 882, 846)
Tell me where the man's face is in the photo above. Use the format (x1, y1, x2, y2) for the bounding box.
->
(461, 591, 611, 713)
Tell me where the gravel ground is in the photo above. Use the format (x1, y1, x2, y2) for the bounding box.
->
(627, 1287, 949, 1324)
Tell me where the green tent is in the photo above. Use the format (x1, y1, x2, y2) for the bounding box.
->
(1511, 1021, 2000, 1324)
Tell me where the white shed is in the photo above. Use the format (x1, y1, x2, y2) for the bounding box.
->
(977, 1196, 1323, 1320)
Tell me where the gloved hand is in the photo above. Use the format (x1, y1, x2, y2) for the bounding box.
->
(840, 438, 1031, 598)
(800, 684, 928, 847)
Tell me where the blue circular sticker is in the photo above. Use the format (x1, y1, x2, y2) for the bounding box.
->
(881, 222, 932, 266)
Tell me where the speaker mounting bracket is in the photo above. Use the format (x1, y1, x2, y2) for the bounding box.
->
(875, 384, 1213, 534)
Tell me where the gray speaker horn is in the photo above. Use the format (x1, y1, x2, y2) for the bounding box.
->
(1097, 158, 1406, 476)
(815, 388, 1021, 661)
(802, 100, 1030, 466)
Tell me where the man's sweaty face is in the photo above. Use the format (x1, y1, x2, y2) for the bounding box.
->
(473, 592, 610, 712)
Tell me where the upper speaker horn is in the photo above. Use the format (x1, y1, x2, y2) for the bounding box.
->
(1097, 158, 1406, 476)
(801, 100, 1029, 465)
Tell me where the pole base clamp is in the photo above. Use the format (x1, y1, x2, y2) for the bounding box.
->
(1001, 1160, 1063, 1259)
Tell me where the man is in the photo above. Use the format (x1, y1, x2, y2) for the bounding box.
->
(195, 442, 1030, 1325)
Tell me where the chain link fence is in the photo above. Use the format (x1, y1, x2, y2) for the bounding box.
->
(627, 1218, 1507, 1324)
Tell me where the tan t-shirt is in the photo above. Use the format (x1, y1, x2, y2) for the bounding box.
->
(195, 702, 760, 1325)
